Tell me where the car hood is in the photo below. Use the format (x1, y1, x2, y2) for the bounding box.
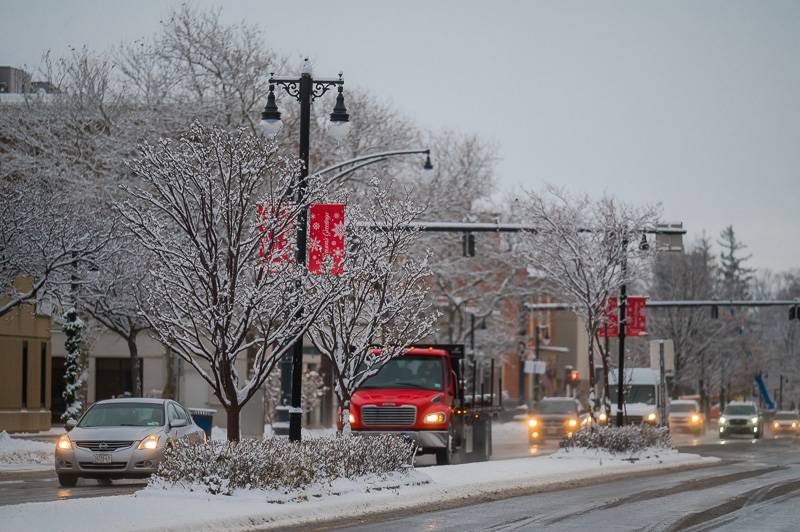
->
(611, 403, 656, 416)
(68, 425, 165, 442)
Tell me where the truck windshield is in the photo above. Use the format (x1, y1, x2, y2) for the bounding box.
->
(359, 356, 445, 391)
(670, 403, 697, 413)
(608, 385, 656, 405)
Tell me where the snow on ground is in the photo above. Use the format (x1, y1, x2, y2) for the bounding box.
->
(11, 427, 66, 437)
(0, 431, 54, 471)
(0, 446, 718, 532)
(211, 424, 336, 441)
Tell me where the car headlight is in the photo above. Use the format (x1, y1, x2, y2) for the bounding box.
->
(528, 418, 538, 428)
(137, 434, 160, 450)
(424, 412, 446, 424)
(774, 421, 780, 428)
(599, 412, 607, 422)
(719, 416, 726, 425)
(793, 422, 797, 428)
(567, 419, 578, 427)
(56, 435, 72, 450)
(647, 413, 657, 421)
(691, 415, 700, 423)
(751, 417, 759, 425)
(348, 413, 356, 424)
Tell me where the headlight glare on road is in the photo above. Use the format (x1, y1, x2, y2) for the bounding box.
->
(529, 418, 538, 428)
(691, 415, 700, 423)
(719, 416, 726, 425)
(424, 412, 446, 424)
(137, 434, 159, 450)
(56, 435, 72, 450)
(751, 417, 759, 425)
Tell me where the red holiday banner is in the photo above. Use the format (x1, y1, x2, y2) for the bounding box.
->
(308, 203, 345, 274)
(257, 203, 295, 269)
(626, 296, 648, 336)
(599, 296, 619, 337)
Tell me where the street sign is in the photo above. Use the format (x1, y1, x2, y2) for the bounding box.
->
(649, 339, 674, 372)
(308, 204, 345, 274)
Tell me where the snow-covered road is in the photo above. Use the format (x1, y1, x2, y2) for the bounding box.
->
(331, 436, 800, 532)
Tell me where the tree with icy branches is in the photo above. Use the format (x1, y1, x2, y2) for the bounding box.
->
(515, 186, 659, 420)
(307, 181, 435, 433)
(61, 308, 86, 423)
(119, 122, 339, 441)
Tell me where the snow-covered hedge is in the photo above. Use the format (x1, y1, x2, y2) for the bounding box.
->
(560, 424, 672, 454)
(153, 434, 416, 495)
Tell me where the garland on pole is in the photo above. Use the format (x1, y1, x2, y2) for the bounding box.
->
(61, 308, 86, 422)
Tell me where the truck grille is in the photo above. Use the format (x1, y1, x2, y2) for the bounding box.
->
(75, 441, 134, 452)
(361, 405, 417, 427)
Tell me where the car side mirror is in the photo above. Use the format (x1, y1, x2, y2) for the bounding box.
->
(171, 418, 188, 428)
(65, 419, 77, 431)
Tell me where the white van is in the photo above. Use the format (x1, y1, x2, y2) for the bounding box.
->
(606, 368, 665, 425)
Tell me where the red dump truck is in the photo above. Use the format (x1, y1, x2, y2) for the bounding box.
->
(343, 344, 495, 465)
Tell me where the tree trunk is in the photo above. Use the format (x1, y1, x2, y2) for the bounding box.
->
(226, 405, 241, 442)
(127, 332, 141, 397)
(162, 347, 176, 399)
(586, 325, 598, 424)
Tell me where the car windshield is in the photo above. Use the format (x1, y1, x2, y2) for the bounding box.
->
(536, 401, 577, 414)
(723, 405, 757, 416)
(79, 403, 165, 427)
(359, 355, 445, 391)
(608, 384, 656, 405)
(670, 403, 697, 413)
(775, 413, 797, 420)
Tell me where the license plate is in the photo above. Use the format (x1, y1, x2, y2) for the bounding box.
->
(93, 453, 112, 464)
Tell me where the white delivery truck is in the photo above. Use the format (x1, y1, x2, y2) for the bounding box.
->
(607, 368, 667, 426)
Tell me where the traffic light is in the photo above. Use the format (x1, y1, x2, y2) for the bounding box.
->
(570, 370, 580, 382)
(711, 305, 719, 319)
(462, 232, 476, 257)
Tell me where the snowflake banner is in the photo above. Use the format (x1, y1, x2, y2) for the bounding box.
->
(308, 203, 345, 275)
(598, 295, 647, 337)
(257, 202, 295, 269)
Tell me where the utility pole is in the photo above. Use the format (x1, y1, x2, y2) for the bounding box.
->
(616, 238, 629, 427)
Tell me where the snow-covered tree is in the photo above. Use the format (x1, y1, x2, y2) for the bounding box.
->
(263, 369, 329, 425)
(119, 122, 339, 441)
(718, 226, 755, 300)
(515, 186, 660, 419)
(61, 308, 86, 423)
(307, 181, 435, 432)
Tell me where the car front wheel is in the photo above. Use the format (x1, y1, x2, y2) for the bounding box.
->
(57, 474, 78, 487)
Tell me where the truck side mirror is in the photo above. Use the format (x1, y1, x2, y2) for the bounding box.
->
(450, 369, 458, 394)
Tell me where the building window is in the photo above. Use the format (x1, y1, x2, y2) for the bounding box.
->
(40, 342, 48, 408)
(21, 341, 28, 409)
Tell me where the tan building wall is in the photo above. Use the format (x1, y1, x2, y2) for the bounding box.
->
(0, 278, 52, 432)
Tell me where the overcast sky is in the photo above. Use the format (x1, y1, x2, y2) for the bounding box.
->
(2, 0, 798, 271)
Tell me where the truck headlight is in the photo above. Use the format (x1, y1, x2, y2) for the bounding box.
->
(56, 435, 72, 450)
(691, 415, 700, 423)
(528, 418, 538, 428)
(424, 412, 446, 424)
(137, 434, 159, 450)
(647, 413, 657, 422)
(567, 419, 578, 428)
(348, 413, 356, 424)
(719, 416, 726, 425)
(750, 417, 759, 425)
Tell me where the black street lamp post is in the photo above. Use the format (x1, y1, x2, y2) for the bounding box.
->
(260, 59, 351, 442)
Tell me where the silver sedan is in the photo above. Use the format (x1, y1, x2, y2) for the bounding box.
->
(54, 398, 206, 487)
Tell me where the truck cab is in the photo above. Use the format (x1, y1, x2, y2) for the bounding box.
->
(346, 346, 462, 465)
(607, 368, 664, 426)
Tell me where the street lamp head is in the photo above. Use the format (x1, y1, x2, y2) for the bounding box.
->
(423, 150, 433, 170)
(259, 83, 283, 138)
(328, 83, 351, 142)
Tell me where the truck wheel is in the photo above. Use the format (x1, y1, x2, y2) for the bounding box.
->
(435, 431, 455, 465)
(58, 474, 78, 487)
